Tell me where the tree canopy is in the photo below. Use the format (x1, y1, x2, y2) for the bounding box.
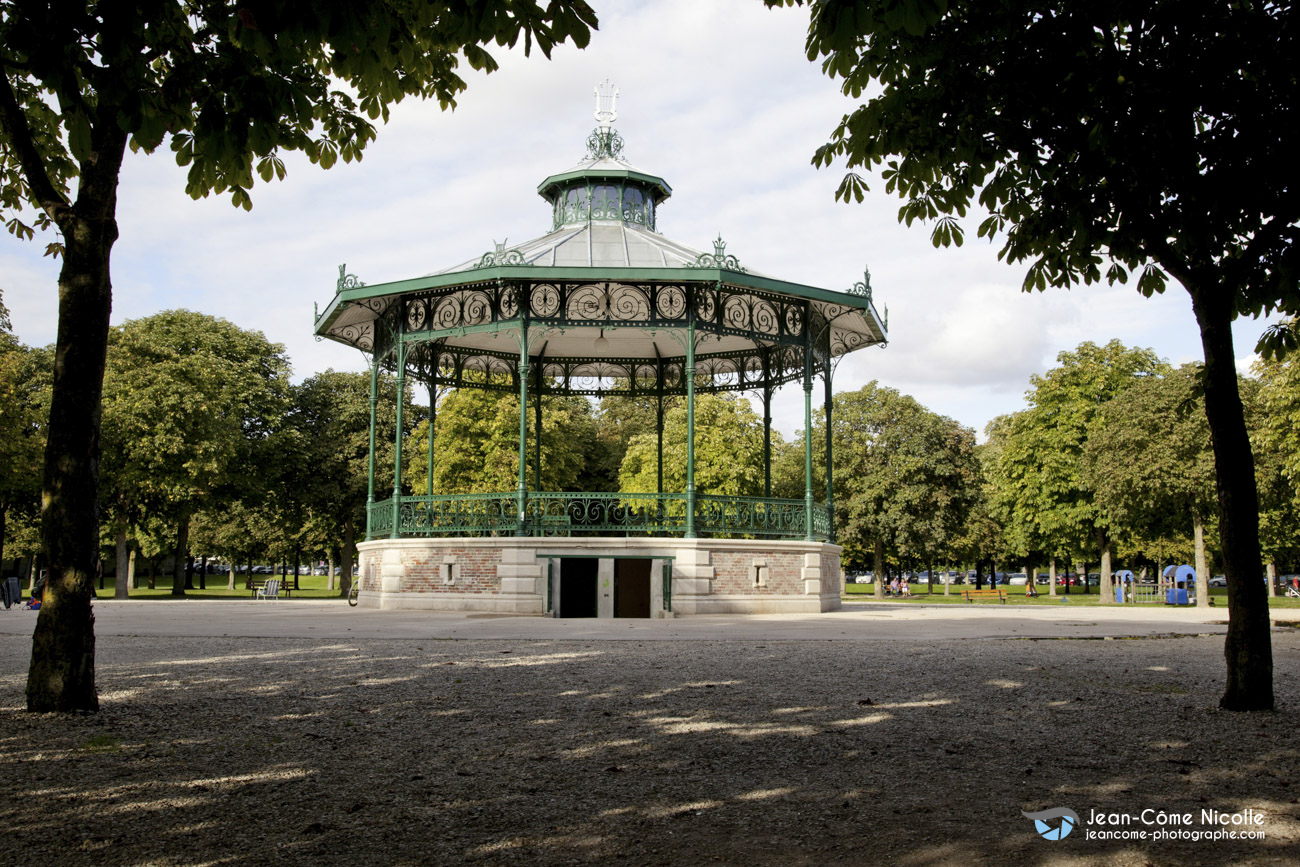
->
(2, 0, 598, 712)
(988, 341, 1166, 574)
(777, 0, 1289, 710)
(824, 382, 979, 588)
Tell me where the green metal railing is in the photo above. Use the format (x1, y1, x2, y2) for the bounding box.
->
(530, 491, 687, 536)
(367, 492, 829, 541)
(369, 498, 395, 537)
(697, 494, 815, 538)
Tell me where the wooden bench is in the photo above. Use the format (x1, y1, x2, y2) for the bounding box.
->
(250, 578, 294, 599)
(962, 588, 1007, 603)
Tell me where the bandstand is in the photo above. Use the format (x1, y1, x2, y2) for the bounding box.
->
(312, 84, 888, 615)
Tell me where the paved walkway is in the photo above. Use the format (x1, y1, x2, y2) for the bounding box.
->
(0, 598, 1248, 641)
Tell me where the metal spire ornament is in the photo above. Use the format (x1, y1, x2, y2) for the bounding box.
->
(586, 79, 624, 159)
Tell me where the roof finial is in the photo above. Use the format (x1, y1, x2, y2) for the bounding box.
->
(594, 79, 619, 131)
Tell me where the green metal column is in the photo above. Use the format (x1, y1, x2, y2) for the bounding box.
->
(824, 362, 835, 543)
(685, 316, 697, 538)
(656, 393, 664, 496)
(426, 383, 436, 496)
(517, 322, 530, 536)
(365, 357, 379, 541)
(803, 328, 815, 542)
(763, 384, 773, 499)
(533, 361, 542, 494)
(391, 336, 406, 539)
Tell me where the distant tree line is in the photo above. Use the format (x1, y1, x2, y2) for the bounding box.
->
(3, 302, 1298, 605)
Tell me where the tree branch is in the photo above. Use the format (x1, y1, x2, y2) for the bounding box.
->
(0, 71, 71, 224)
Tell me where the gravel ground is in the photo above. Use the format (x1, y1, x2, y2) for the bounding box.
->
(1, 628, 1297, 866)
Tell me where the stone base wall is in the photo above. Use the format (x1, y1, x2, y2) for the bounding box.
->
(355, 537, 842, 615)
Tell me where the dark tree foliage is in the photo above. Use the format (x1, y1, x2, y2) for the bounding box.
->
(1, 0, 597, 711)
(774, 0, 1294, 710)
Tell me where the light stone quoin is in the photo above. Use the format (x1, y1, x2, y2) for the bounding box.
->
(320, 87, 882, 616)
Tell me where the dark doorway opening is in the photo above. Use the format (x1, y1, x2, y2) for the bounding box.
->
(559, 558, 598, 618)
(615, 559, 652, 618)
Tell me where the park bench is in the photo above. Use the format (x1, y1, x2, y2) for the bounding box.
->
(251, 578, 293, 599)
(962, 588, 1007, 603)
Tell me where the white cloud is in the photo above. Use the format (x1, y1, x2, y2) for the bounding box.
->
(0, 0, 1278, 438)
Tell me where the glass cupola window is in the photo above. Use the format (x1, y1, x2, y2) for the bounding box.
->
(551, 182, 655, 230)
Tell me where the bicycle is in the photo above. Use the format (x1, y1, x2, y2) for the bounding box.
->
(347, 580, 360, 607)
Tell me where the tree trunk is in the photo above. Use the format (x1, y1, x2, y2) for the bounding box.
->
(147, 556, 156, 590)
(943, 562, 951, 597)
(1049, 557, 1057, 597)
(292, 544, 301, 591)
(1267, 561, 1277, 598)
(172, 515, 190, 596)
(340, 513, 356, 596)
(1186, 280, 1272, 710)
(1099, 529, 1113, 604)
(1193, 511, 1210, 608)
(872, 538, 884, 599)
(128, 547, 136, 590)
(227, 558, 236, 591)
(114, 524, 129, 600)
(25, 143, 128, 710)
(198, 556, 207, 591)
(328, 550, 336, 593)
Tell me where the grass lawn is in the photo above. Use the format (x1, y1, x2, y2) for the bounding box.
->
(74, 574, 351, 600)
(843, 581, 1300, 609)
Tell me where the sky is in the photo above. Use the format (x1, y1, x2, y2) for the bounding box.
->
(0, 0, 1276, 441)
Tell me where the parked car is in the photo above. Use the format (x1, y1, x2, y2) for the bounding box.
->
(1007, 572, 1029, 586)
(1209, 575, 1227, 587)
(1035, 573, 1050, 585)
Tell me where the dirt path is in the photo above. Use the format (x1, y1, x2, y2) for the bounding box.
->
(1, 629, 1297, 865)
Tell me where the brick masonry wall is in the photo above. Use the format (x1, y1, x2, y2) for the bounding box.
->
(400, 546, 503, 594)
(709, 549, 805, 594)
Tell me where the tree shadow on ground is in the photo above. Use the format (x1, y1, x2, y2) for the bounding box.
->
(0, 631, 1296, 865)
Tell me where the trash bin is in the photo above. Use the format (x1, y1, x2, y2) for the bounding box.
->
(1, 576, 20, 608)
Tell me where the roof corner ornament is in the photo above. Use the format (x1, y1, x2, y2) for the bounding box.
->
(848, 266, 873, 303)
(688, 234, 747, 273)
(337, 263, 366, 292)
(474, 239, 526, 269)
(585, 79, 624, 160)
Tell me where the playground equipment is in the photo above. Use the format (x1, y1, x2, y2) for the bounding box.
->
(1163, 564, 1195, 605)
(1114, 570, 1133, 603)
